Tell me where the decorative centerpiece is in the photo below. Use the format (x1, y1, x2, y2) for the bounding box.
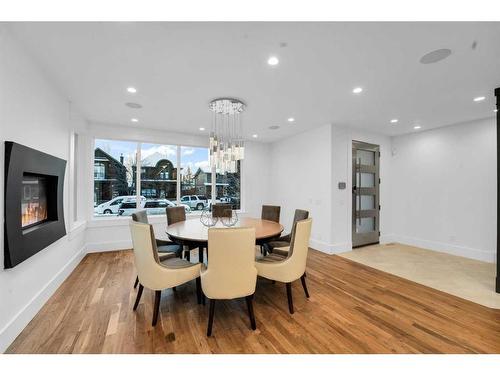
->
(221, 209, 238, 227)
(200, 207, 218, 227)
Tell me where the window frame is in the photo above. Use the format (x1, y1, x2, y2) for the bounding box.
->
(90, 136, 243, 220)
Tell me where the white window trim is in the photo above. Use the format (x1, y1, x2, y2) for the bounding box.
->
(89, 137, 243, 221)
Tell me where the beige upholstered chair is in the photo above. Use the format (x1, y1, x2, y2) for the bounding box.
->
(201, 227, 258, 336)
(212, 203, 232, 218)
(132, 210, 181, 289)
(266, 209, 309, 257)
(256, 218, 312, 314)
(130, 221, 202, 326)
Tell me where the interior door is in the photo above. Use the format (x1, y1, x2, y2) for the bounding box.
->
(352, 141, 380, 247)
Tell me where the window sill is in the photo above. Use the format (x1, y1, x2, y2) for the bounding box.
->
(88, 210, 248, 228)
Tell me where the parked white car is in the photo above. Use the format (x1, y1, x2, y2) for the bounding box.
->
(94, 195, 145, 215)
(118, 199, 191, 216)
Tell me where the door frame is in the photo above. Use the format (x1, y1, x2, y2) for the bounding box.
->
(351, 140, 380, 248)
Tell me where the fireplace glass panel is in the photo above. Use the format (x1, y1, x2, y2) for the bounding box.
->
(21, 174, 49, 228)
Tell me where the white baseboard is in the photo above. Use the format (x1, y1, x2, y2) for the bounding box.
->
(0, 241, 87, 353)
(309, 238, 352, 254)
(389, 234, 495, 263)
(86, 240, 132, 253)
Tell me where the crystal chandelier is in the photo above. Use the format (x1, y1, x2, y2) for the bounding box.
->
(208, 98, 245, 174)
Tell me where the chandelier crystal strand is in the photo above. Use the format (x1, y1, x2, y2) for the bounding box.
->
(208, 98, 245, 175)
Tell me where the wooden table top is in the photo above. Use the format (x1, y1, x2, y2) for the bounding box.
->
(166, 217, 284, 243)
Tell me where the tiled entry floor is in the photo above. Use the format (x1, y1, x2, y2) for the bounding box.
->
(339, 243, 500, 309)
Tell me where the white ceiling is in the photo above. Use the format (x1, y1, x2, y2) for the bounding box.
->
(8, 22, 500, 141)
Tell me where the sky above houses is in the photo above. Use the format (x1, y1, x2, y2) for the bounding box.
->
(94, 139, 210, 176)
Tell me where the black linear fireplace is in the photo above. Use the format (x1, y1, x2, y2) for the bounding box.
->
(4, 142, 66, 268)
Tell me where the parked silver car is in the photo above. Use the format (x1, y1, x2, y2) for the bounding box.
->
(180, 195, 208, 210)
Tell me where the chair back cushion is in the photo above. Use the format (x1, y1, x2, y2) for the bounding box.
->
(286, 218, 312, 280)
(129, 221, 161, 288)
(261, 205, 281, 223)
(212, 203, 232, 218)
(292, 209, 309, 225)
(166, 206, 186, 225)
(132, 210, 149, 224)
(201, 227, 257, 299)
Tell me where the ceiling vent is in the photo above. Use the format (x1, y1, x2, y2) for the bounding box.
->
(125, 102, 142, 109)
(420, 48, 452, 64)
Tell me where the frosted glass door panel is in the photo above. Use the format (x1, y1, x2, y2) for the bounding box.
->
(356, 172, 375, 188)
(356, 195, 375, 210)
(357, 150, 375, 166)
(356, 217, 375, 233)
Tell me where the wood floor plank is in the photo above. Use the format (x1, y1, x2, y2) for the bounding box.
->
(5, 249, 500, 354)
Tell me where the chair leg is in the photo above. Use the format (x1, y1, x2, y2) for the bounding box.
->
(207, 299, 216, 336)
(152, 290, 161, 326)
(300, 273, 310, 298)
(198, 247, 204, 264)
(134, 276, 139, 289)
(245, 295, 257, 330)
(195, 277, 202, 305)
(286, 282, 294, 314)
(133, 284, 143, 311)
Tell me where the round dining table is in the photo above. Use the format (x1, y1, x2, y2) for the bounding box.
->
(166, 217, 284, 263)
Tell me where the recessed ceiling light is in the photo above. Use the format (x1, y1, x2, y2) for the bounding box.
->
(352, 87, 363, 94)
(420, 48, 452, 64)
(131, 118, 138, 123)
(252, 134, 258, 138)
(390, 119, 399, 124)
(127, 87, 137, 93)
(125, 102, 142, 109)
(199, 127, 205, 131)
(269, 125, 280, 130)
(413, 125, 421, 130)
(267, 56, 279, 66)
(287, 117, 295, 122)
(473, 96, 486, 102)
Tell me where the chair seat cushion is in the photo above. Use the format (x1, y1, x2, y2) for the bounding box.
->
(255, 253, 287, 264)
(158, 253, 177, 262)
(272, 246, 290, 257)
(160, 257, 198, 269)
(267, 240, 290, 251)
(157, 243, 182, 257)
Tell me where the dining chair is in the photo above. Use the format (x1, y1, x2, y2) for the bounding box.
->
(132, 210, 182, 289)
(261, 205, 281, 223)
(166, 206, 197, 262)
(212, 203, 232, 218)
(265, 209, 309, 257)
(255, 218, 312, 314)
(201, 227, 258, 337)
(259, 205, 281, 254)
(130, 221, 202, 326)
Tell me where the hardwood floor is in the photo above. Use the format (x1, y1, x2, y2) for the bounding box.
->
(6, 249, 500, 354)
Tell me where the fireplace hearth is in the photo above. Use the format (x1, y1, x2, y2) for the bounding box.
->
(4, 142, 66, 268)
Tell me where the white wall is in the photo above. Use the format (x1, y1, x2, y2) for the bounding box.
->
(390, 118, 496, 262)
(0, 26, 88, 352)
(269, 124, 333, 252)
